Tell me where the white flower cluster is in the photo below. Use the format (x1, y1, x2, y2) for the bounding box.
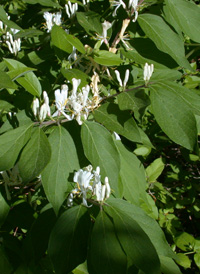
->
(67, 165, 111, 207)
(0, 16, 21, 55)
(32, 74, 101, 125)
(65, 2, 78, 18)
(32, 91, 51, 121)
(111, 0, 139, 22)
(115, 69, 129, 88)
(143, 63, 154, 84)
(43, 11, 62, 32)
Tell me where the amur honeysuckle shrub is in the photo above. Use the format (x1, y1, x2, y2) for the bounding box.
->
(0, 0, 200, 273)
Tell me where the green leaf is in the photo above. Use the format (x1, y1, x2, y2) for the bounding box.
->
(175, 254, 191, 269)
(15, 29, 44, 38)
(41, 126, 80, 214)
(0, 246, 13, 274)
(146, 158, 165, 183)
(81, 121, 121, 197)
(4, 58, 42, 96)
(88, 210, 127, 274)
(159, 256, 182, 274)
(61, 68, 89, 88)
(94, 102, 142, 143)
(0, 192, 10, 227)
(94, 51, 121, 66)
(48, 206, 91, 274)
(76, 11, 102, 35)
(0, 6, 22, 31)
(105, 204, 161, 274)
(115, 141, 147, 206)
(24, 208, 56, 262)
(7, 67, 37, 81)
(0, 100, 14, 112)
(121, 38, 178, 69)
(151, 68, 182, 82)
(0, 123, 33, 171)
(138, 14, 191, 70)
(165, 0, 200, 43)
(150, 82, 197, 150)
(194, 253, 200, 269)
(66, 34, 85, 54)
(51, 25, 73, 58)
(18, 127, 51, 182)
(162, 81, 200, 117)
(0, 71, 17, 89)
(175, 232, 195, 252)
(117, 88, 150, 120)
(23, 0, 61, 7)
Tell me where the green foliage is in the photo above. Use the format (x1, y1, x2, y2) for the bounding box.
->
(0, 0, 200, 273)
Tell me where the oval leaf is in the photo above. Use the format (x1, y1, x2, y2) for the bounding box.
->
(48, 206, 90, 274)
(138, 14, 191, 70)
(0, 123, 33, 171)
(4, 58, 42, 96)
(150, 82, 197, 150)
(88, 210, 127, 274)
(41, 126, 80, 214)
(81, 121, 121, 197)
(165, 0, 200, 44)
(18, 127, 51, 182)
(94, 50, 121, 66)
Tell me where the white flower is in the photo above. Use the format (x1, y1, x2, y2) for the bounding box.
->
(115, 69, 129, 88)
(65, 1, 78, 18)
(111, 0, 126, 16)
(53, 85, 72, 120)
(94, 176, 111, 202)
(101, 21, 112, 45)
(143, 63, 154, 84)
(113, 131, 121, 141)
(71, 78, 81, 97)
(82, 0, 90, 5)
(129, 0, 139, 22)
(68, 46, 77, 63)
(6, 32, 21, 55)
(67, 166, 111, 207)
(43, 12, 62, 32)
(32, 98, 40, 116)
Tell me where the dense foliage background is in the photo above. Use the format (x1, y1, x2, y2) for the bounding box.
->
(0, 0, 200, 273)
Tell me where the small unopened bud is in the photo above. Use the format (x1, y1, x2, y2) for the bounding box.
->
(32, 98, 40, 116)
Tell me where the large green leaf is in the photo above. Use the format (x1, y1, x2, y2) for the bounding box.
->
(117, 88, 150, 119)
(81, 121, 121, 197)
(18, 127, 51, 182)
(115, 142, 148, 206)
(138, 14, 191, 70)
(41, 126, 80, 214)
(146, 158, 165, 183)
(4, 59, 42, 96)
(165, 0, 200, 43)
(22, 0, 61, 7)
(160, 256, 182, 274)
(7, 67, 37, 81)
(51, 25, 73, 58)
(76, 11, 102, 35)
(0, 192, 10, 227)
(105, 203, 161, 274)
(88, 210, 127, 274)
(94, 51, 121, 66)
(0, 123, 33, 171)
(0, 246, 13, 274)
(48, 206, 91, 274)
(108, 198, 175, 258)
(66, 34, 85, 54)
(94, 102, 142, 143)
(0, 71, 17, 89)
(150, 82, 197, 150)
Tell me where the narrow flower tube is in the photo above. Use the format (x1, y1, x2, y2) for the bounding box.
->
(143, 63, 154, 83)
(123, 69, 130, 87)
(115, 70, 123, 87)
(32, 98, 40, 116)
